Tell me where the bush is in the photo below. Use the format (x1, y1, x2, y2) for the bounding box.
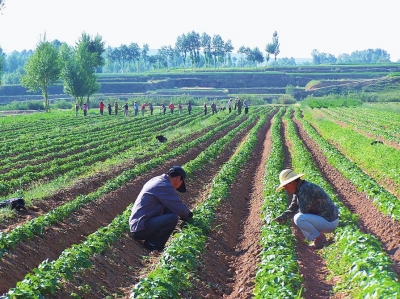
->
(52, 100, 74, 109)
(277, 94, 296, 104)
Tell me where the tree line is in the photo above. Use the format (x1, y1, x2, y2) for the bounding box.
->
(0, 30, 281, 84)
(311, 48, 391, 64)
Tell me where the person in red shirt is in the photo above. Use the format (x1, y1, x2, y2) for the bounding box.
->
(99, 101, 105, 115)
(141, 103, 146, 116)
(169, 103, 175, 114)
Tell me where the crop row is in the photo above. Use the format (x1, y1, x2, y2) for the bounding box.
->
(253, 108, 303, 298)
(0, 111, 261, 260)
(286, 108, 399, 298)
(3, 108, 270, 297)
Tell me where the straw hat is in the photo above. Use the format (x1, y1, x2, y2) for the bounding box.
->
(276, 169, 304, 191)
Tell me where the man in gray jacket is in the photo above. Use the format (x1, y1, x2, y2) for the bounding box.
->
(129, 166, 193, 251)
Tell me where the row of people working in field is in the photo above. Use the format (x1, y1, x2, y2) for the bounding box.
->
(75, 97, 249, 116)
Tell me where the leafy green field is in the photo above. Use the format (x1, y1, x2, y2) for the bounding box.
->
(0, 104, 399, 298)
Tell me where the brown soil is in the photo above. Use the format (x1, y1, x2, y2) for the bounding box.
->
(1, 108, 399, 298)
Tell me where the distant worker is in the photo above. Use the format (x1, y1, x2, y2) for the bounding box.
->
(75, 102, 79, 117)
(211, 102, 217, 114)
(134, 101, 139, 116)
(99, 101, 105, 115)
(273, 169, 339, 249)
(162, 103, 166, 115)
(203, 102, 207, 115)
(237, 98, 243, 115)
(124, 102, 129, 116)
(187, 102, 192, 115)
(129, 166, 193, 252)
(141, 102, 146, 116)
(82, 103, 87, 116)
(169, 103, 175, 114)
(227, 98, 232, 114)
(243, 100, 249, 114)
(178, 103, 182, 114)
(107, 103, 112, 115)
(148, 102, 154, 115)
(114, 101, 119, 115)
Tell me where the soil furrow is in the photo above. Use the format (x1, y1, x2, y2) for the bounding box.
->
(0, 117, 249, 293)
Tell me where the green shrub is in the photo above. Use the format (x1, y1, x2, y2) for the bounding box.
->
(277, 94, 296, 104)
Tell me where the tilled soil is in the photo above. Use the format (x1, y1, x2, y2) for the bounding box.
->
(1, 109, 399, 298)
(0, 116, 250, 293)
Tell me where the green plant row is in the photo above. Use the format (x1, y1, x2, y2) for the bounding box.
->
(320, 107, 400, 144)
(129, 111, 270, 298)
(3, 109, 268, 298)
(286, 108, 399, 298)
(0, 112, 244, 258)
(0, 112, 206, 196)
(253, 108, 304, 298)
(302, 108, 400, 196)
(331, 106, 400, 128)
(297, 108, 400, 221)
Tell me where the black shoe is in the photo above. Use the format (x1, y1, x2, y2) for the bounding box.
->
(143, 241, 163, 252)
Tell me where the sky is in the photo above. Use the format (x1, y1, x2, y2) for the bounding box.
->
(0, 0, 399, 62)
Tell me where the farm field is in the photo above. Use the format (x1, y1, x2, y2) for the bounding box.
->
(0, 104, 399, 298)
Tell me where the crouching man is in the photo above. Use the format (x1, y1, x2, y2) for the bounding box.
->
(129, 166, 193, 252)
(274, 169, 339, 249)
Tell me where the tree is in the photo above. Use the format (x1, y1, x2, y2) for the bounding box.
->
(238, 46, 246, 68)
(251, 47, 264, 68)
(201, 32, 212, 69)
(21, 37, 61, 112)
(141, 44, 149, 71)
(175, 34, 189, 71)
(311, 49, 321, 64)
(128, 43, 140, 72)
(223, 39, 234, 67)
(59, 43, 88, 105)
(75, 33, 105, 107)
(265, 31, 280, 67)
(265, 43, 275, 66)
(211, 34, 224, 69)
(187, 31, 201, 69)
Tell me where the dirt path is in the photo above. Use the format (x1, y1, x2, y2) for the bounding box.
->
(293, 115, 400, 278)
(0, 117, 250, 293)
